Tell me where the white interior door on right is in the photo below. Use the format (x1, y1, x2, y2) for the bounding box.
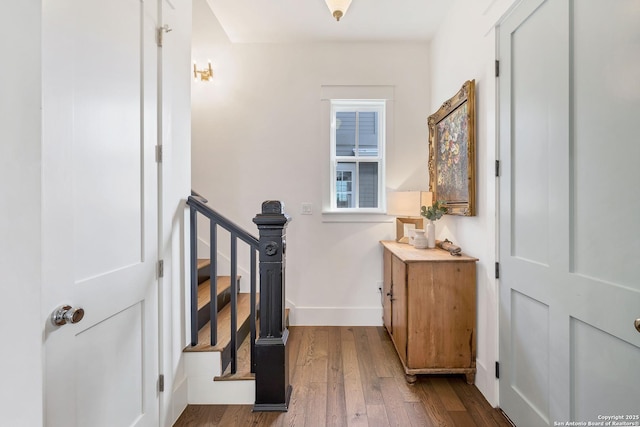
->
(498, 0, 640, 425)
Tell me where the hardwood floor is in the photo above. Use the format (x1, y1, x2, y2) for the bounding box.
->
(174, 326, 512, 427)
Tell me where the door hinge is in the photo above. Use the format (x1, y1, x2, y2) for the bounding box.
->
(495, 262, 500, 279)
(156, 25, 172, 47)
(495, 361, 500, 379)
(158, 374, 165, 392)
(495, 160, 500, 177)
(495, 60, 500, 77)
(158, 260, 164, 278)
(155, 145, 163, 163)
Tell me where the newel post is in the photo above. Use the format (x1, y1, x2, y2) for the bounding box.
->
(252, 200, 292, 412)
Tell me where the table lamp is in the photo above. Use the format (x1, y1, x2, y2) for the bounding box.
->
(387, 191, 433, 243)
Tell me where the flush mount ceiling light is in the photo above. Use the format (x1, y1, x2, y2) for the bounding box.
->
(325, 0, 352, 21)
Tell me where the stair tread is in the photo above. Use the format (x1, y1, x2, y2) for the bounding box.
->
(215, 330, 255, 381)
(197, 258, 210, 270)
(185, 293, 257, 353)
(197, 277, 232, 311)
(214, 309, 290, 381)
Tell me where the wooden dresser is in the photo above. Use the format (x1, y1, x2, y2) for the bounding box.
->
(380, 240, 478, 384)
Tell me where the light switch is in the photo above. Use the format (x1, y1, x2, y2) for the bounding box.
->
(301, 203, 313, 215)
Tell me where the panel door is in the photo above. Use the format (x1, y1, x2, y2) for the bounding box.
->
(406, 261, 475, 370)
(42, 0, 159, 425)
(391, 255, 407, 364)
(498, 0, 640, 425)
(383, 248, 392, 334)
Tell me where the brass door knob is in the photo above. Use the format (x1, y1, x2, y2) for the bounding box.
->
(635, 318, 640, 333)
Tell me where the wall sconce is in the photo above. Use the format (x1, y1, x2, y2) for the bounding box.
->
(193, 61, 213, 82)
(387, 191, 432, 243)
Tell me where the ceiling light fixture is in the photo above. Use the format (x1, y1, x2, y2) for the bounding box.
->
(325, 0, 352, 21)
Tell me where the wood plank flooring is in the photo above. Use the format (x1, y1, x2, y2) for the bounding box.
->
(174, 326, 512, 427)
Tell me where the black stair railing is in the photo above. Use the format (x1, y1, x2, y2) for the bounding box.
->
(187, 193, 292, 412)
(187, 191, 259, 375)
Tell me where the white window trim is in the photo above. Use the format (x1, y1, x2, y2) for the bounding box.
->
(320, 85, 395, 223)
(328, 100, 386, 214)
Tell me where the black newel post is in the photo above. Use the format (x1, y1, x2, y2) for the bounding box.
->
(252, 201, 292, 412)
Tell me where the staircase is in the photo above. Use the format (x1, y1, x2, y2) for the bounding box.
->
(183, 194, 292, 408)
(182, 259, 257, 404)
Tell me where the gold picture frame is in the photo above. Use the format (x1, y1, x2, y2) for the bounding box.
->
(428, 80, 476, 216)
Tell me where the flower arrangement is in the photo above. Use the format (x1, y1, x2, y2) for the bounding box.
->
(420, 200, 448, 221)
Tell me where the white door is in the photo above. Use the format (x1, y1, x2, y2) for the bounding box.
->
(42, 0, 160, 426)
(498, 0, 640, 425)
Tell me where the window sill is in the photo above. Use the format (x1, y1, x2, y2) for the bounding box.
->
(321, 211, 394, 223)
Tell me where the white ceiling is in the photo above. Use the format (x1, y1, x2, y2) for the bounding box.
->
(205, 0, 454, 43)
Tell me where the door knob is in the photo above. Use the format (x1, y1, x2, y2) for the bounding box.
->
(635, 318, 640, 333)
(51, 305, 85, 326)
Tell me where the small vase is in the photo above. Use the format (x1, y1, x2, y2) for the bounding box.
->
(413, 229, 428, 249)
(407, 228, 417, 246)
(426, 220, 436, 249)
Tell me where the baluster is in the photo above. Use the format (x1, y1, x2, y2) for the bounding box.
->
(230, 233, 238, 374)
(209, 223, 218, 346)
(189, 206, 198, 346)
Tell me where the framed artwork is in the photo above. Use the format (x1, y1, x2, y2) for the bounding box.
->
(427, 80, 476, 216)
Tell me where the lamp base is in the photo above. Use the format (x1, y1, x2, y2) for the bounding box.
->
(395, 218, 424, 244)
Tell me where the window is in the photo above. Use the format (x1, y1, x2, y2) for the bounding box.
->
(330, 100, 385, 212)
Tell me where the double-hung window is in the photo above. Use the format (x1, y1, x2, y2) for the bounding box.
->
(330, 100, 385, 212)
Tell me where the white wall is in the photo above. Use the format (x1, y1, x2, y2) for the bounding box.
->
(429, 0, 518, 407)
(191, 0, 432, 325)
(0, 1, 44, 425)
(159, 1, 193, 425)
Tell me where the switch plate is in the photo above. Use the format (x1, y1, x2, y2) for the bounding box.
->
(301, 203, 313, 215)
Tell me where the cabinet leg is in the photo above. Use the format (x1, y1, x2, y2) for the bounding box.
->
(464, 372, 475, 384)
(405, 374, 417, 384)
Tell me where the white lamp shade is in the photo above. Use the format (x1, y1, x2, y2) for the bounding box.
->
(325, 0, 352, 17)
(387, 191, 433, 217)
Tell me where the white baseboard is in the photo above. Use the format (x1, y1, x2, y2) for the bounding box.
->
(474, 359, 498, 407)
(170, 376, 188, 426)
(289, 306, 383, 326)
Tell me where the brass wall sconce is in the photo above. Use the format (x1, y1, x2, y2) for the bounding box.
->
(193, 61, 213, 81)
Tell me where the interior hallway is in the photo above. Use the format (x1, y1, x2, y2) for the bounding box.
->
(175, 326, 512, 426)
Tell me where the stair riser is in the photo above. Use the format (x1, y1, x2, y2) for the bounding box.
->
(184, 352, 254, 403)
(220, 309, 253, 374)
(196, 287, 232, 330)
(197, 263, 210, 284)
